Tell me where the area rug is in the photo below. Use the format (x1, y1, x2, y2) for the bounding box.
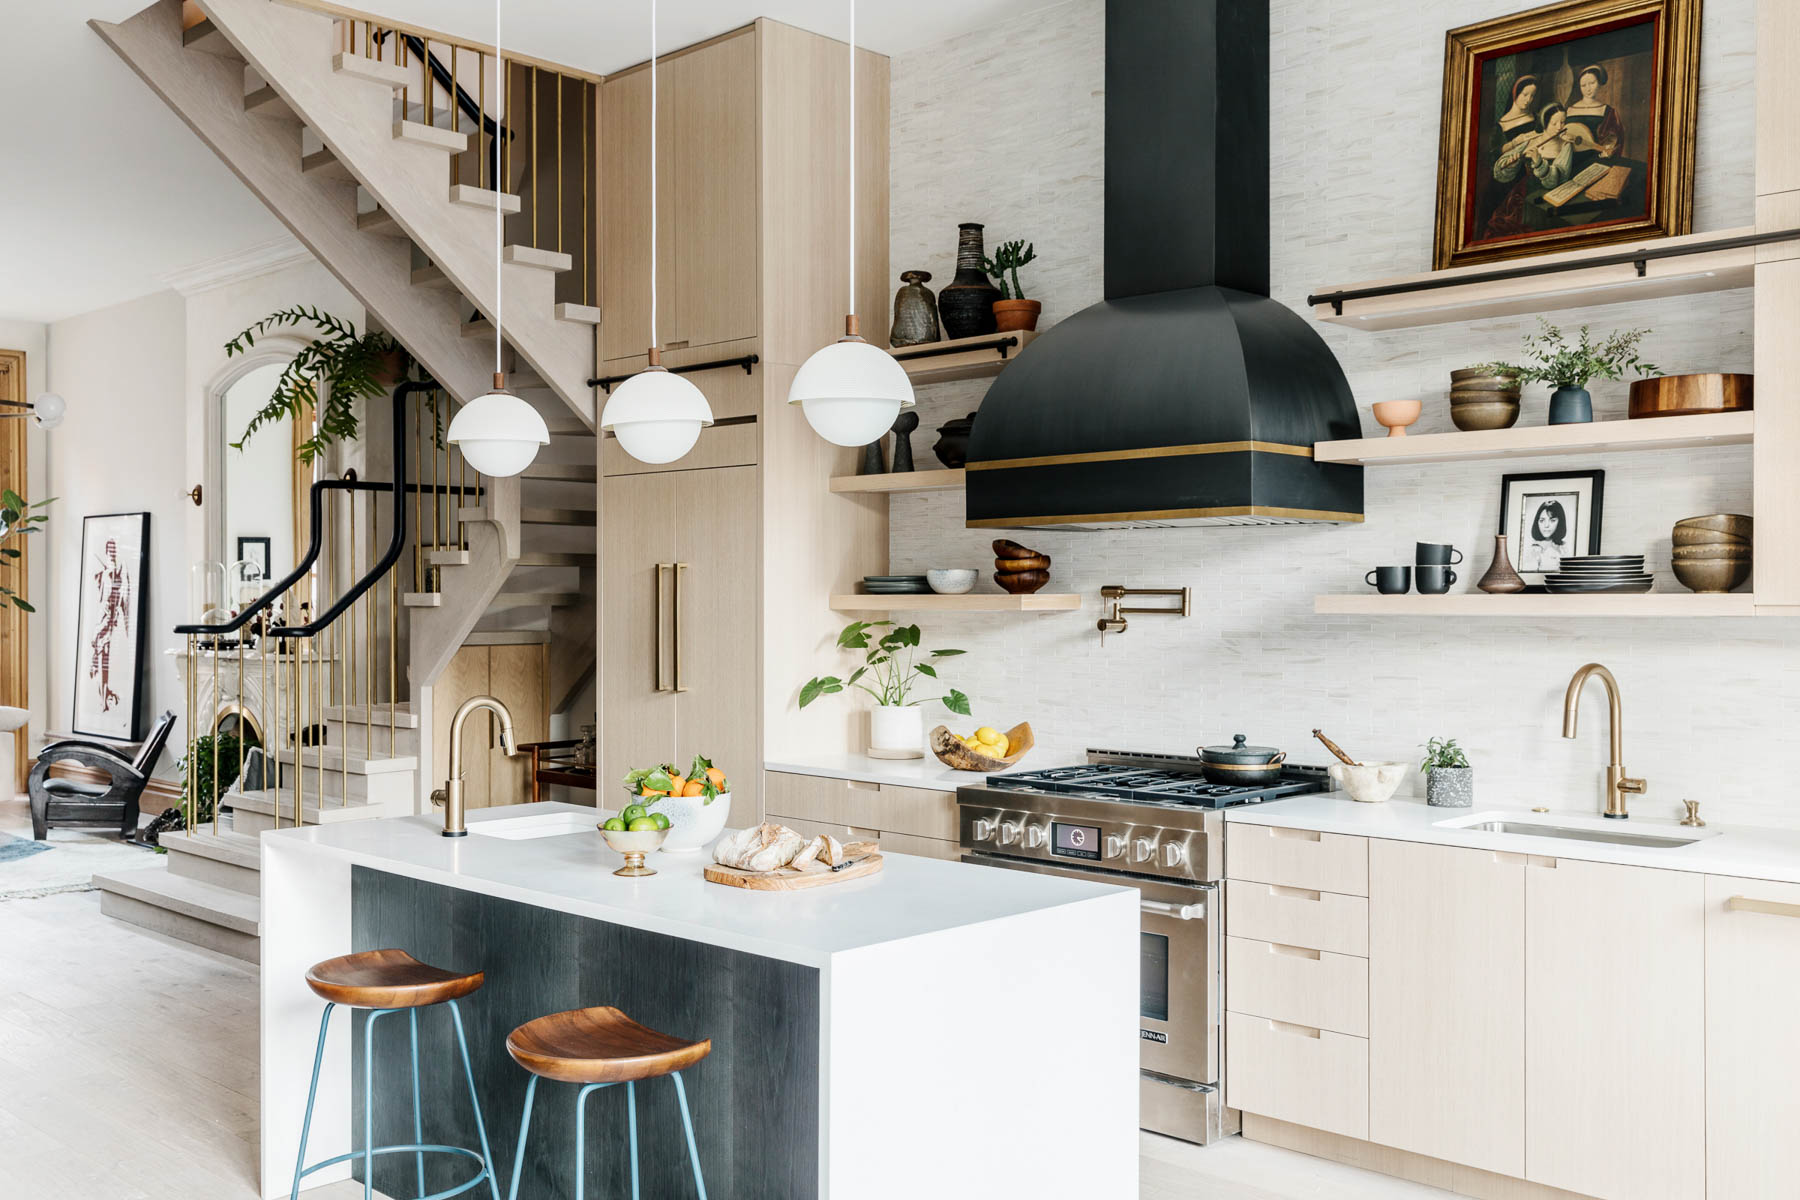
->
(0, 828, 156, 900)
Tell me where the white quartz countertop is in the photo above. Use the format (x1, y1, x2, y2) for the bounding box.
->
(261, 802, 1128, 967)
(1227, 793, 1800, 884)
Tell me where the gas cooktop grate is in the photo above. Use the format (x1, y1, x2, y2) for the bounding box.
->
(986, 765, 1322, 808)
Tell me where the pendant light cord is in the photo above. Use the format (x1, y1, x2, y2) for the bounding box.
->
(649, 0, 660, 354)
(494, 0, 504, 377)
(847, 0, 856, 324)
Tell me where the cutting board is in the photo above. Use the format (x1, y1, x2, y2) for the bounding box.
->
(704, 849, 884, 891)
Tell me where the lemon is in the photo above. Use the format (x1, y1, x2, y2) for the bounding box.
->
(989, 735, 1010, 757)
(975, 727, 1002, 745)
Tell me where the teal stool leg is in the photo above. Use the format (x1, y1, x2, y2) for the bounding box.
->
(290, 1002, 336, 1200)
(571, 1082, 617, 1200)
(670, 1072, 708, 1200)
(505, 1074, 539, 1200)
(626, 1081, 640, 1200)
(409, 1009, 426, 1200)
(364, 1009, 393, 1200)
(446, 1000, 504, 1200)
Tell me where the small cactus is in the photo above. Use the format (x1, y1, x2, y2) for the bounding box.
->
(981, 239, 1037, 300)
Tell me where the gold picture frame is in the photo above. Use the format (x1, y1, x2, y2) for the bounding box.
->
(1432, 0, 1702, 270)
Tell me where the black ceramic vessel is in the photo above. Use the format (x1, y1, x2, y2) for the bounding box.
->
(938, 223, 1001, 339)
(933, 411, 977, 468)
(890, 411, 920, 473)
(890, 270, 942, 347)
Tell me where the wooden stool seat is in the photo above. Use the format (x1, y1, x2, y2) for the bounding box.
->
(304, 949, 485, 1009)
(506, 1006, 712, 1084)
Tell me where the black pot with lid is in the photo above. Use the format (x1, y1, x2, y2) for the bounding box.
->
(1196, 734, 1287, 786)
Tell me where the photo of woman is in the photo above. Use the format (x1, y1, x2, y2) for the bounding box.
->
(1499, 470, 1604, 589)
(1518, 497, 1572, 572)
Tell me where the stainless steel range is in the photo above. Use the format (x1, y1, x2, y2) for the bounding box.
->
(956, 749, 1329, 1145)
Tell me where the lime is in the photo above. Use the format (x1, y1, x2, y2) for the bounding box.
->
(627, 816, 660, 832)
(602, 817, 626, 832)
(620, 803, 648, 825)
(650, 812, 671, 830)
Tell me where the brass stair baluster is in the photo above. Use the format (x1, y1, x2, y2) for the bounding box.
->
(185, 634, 197, 832)
(210, 637, 219, 834)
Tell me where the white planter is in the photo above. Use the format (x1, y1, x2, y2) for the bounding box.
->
(654, 791, 732, 854)
(869, 704, 924, 758)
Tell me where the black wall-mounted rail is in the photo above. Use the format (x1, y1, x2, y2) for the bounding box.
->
(1306, 228, 1800, 315)
(589, 353, 760, 393)
(889, 335, 1019, 363)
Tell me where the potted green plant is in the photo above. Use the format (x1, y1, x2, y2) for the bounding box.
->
(0, 489, 51, 612)
(800, 621, 971, 757)
(1420, 736, 1474, 808)
(1481, 318, 1658, 426)
(226, 306, 428, 463)
(983, 239, 1041, 332)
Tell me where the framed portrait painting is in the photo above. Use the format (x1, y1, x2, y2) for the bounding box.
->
(1432, 0, 1701, 270)
(1499, 470, 1604, 589)
(72, 512, 151, 741)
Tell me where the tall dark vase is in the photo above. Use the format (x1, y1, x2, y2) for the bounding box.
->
(938, 223, 1001, 340)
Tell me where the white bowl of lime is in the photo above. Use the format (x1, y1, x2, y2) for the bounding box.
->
(654, 791, 732, 853)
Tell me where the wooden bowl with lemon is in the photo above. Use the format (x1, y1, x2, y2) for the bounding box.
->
(930, 722, 1035, 771)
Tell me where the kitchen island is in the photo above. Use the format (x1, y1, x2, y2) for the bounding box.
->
(260, 802, 1137, 1199)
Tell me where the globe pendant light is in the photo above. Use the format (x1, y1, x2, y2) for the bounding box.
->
(599, 0, 713, 463)
(787, 0, 914, 447)
(447, 0, 550, 478)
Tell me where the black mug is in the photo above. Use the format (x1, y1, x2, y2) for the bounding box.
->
(1365, 566, 1411, 594)
(1416, 565, 1458, 594)
(1417, 542, 1464, 566)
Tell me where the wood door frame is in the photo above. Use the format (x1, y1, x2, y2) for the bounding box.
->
(0, 349, 28, 791)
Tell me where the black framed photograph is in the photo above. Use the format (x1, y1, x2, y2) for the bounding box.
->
(72, 511, 151, 741)
(1499, 469, 1604, 590)
(236, 535, 272, 582)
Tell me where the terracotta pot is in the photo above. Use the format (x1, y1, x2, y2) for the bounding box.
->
(1371, 399, 1421, 437)
(992, 299, 1042, 332)
(371, 348, 407, 387)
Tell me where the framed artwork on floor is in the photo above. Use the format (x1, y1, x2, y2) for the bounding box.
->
(1432, 0, 1701, 269)
(72, 512, 150, 741)
(1499, 469, 1604, 590)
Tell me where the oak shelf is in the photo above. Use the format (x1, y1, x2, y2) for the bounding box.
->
(1314, 411, 1754, 466)
(829, 468, 966, 494)
(888, 330, 1039, 384)
(1314, 592, 1757, 617)
(831, 592, 1081, 613)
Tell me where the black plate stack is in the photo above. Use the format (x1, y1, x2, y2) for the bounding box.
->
(861, 575, 933, 595)
(1544, 554, 1652, 594)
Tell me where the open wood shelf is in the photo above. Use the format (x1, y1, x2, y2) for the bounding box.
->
(831, 592, 1081, 613)
(1315, 411, 1754, 466)
(888, 330, 1039, 384)
(1314, 592, 1756, 617)
(1309, 227, 1758, 331)
(829, 468, 966, 494)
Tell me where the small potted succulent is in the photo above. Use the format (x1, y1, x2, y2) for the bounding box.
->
(1479, 318, 1658, 426)
(983, 239, 1041, 332)
(800, 621, 971, 758)
(1420, 736, 1474, 808)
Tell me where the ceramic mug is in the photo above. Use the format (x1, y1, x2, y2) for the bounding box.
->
(1365, 566, 1411, 594)
(1416, 565, 1458, 594)
(1416, 542, 1464, 566)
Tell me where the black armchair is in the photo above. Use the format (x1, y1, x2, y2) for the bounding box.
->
(29, 711, 177, 841)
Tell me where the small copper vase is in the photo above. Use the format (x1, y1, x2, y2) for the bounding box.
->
(1476, 534, 1526, 594)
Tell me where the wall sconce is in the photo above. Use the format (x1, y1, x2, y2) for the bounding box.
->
(1097, 585, 1191, 640)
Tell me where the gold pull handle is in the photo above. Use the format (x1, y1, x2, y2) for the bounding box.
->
(654, 563, 673, 693)
(1727, 896, 1800, 919)
(673, 562, 689, 693)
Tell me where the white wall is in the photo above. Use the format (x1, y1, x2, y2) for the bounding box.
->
(886, 0, 1790, 827)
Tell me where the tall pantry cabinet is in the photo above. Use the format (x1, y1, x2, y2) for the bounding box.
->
(595, 21, 892, 825)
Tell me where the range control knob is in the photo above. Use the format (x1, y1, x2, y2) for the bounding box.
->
(999, 820, 1024, 846)
(1131, 836, 1157, 865)
(1161, 841, 1188, 869)
(1104, 834, 1127, 860)
(971, 817, 997, 842)
(1024, 824, 1048, 849)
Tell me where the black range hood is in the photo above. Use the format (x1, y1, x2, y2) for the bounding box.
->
(963, 0, 1363, 530)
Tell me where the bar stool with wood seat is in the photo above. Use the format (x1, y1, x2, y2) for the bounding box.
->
(292, 949, 502, 1200)
(504, 1006, 712, 1200)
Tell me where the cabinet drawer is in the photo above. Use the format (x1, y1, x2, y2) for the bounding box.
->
(1226, 879, 1368, 957)
(761, 772, 884, 828)
(1226, 936, 1368, 1037)
(875, 784, 959, 841)
(1228, 824, 1368, 895)
(766, 813, 880, 846)
(603, 420, 757, 476)
(1225, 1011, 1368, 1140)
(875, 830, 960, 862)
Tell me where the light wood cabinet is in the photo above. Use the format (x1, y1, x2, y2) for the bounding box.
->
(1225, 1011, 1368, 1140)
(763, 771, 959, 858)
(1704, 874, 1800, 1198)
(1227, 824, 1368, 895)
(1224, 878, 1368, 956)
(1367, 840, 1525, 1178)
(1523, 857, 1704, 1200)
(602, 467, 760, 830)
(431, 642, 549, 811)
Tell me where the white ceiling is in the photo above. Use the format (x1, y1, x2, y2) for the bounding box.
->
(0, 0, 1021, 326)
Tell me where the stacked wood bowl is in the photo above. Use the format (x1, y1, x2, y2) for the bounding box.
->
(1449, 368, 1522, 432)
(1671, 514, 1752, 593)
(992, 539, 1051, 595)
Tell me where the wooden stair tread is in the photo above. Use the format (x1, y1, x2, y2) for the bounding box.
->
(463, 631, 552, 646)
(157, 828, 262, 871)
(522, 462, 597, 483)
(393, 119, 468, 153)
(243, 83, 300, 122)
(93, 866, 260, 935)
(270, 745, 419, 774)
(554, 302, 603, 325)
(486, 591, 581, 610)
(448, 185, 522, 214)
(182, 19, 241, 61)
(301, 147, 354, 180)
(402, 592, 444, 607)
(225, 787, 382, 822)
(410, 263, 457, 290)
(504, 245, 574, 272)
(323, 703, 420, 728)
(331, 52, 413, 90)
(356, 207, 405, 237)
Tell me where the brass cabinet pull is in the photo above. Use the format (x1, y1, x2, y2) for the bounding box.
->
(654, 563, 674, 693)
(1727, 895, 1800, 919)
(673, 562, 689, 693)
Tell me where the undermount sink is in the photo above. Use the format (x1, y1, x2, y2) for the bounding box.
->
(465, 811, 597, 841)
(1434, 811, 1717, 850)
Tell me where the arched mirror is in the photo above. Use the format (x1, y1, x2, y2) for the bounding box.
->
(206, 354, 315, 605)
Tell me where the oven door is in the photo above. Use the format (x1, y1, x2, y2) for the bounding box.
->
(961, 851, 1218, 1088)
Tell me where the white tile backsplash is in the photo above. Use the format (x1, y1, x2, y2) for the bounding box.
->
(886, 0, 1791, 826)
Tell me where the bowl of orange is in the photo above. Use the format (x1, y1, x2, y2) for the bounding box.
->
(623, 755, 733, 854)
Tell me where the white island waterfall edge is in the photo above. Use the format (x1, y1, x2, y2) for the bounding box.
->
(259, 802, 1138, 1199)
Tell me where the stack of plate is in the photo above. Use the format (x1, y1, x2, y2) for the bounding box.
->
(861, 575, 932, 595)
(1671, 514, 1752, 593)
(1544, 555, 1653, 594)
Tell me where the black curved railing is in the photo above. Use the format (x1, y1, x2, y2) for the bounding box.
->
(375, 30, 508, 191)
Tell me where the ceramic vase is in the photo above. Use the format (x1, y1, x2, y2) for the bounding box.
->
(933, 412, 977, 468)
(891, 411, 919, 472)
(1426, 766, 1474, 808)
(889, 270, 941, 347)
(1476, 534, 1527, 593)
(1548, 385, 1593, 425)
(869, 704, 924, 758)
(938, 223, 1002, 339)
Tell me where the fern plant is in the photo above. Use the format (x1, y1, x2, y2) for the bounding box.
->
(0, 489, 51, 611)
(982, 239, 1038, 301)
(226, 306, 427, 464)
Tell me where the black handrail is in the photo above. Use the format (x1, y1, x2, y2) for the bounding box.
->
(375, 31, 510, 186)
(889, 336, 1019, 363)
(589, 353, 760, 393)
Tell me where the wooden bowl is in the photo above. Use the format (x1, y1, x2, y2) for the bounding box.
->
(1673, 557, 1752, 594)
(1448, 399, 1521, 431)
(1450, 368, 1522, 390)
(1674, 513, 1753, 539)
(1629, 373, 1753, 419)
(994, 554, 1051, 572)
(1672, 526, 1749, 548)
(930, 723, 1035, 772)
(994, 569, 1050, 594)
